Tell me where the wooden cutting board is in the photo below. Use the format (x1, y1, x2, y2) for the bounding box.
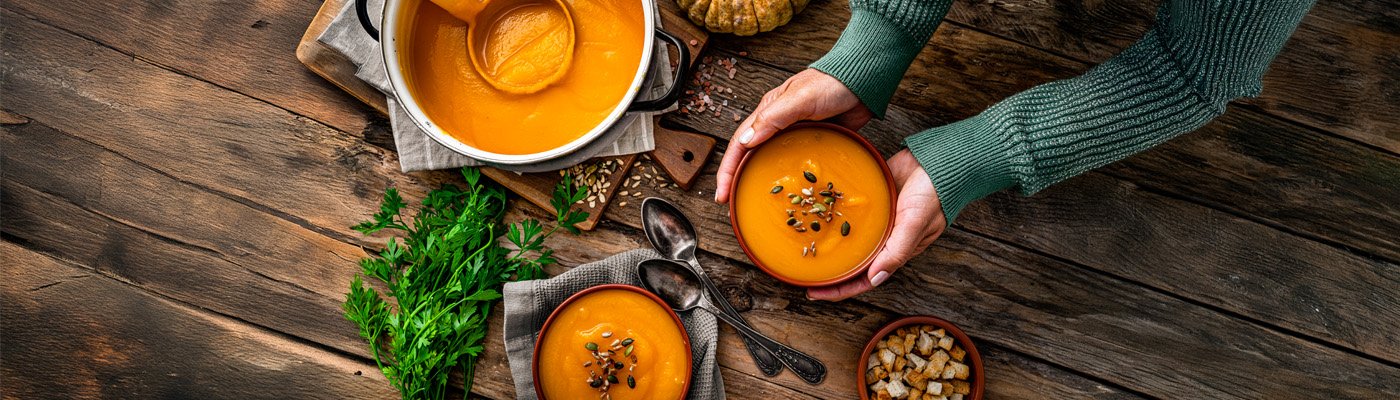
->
(296, 0, 711, 230)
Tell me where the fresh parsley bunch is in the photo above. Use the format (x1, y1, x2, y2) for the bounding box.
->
(344, 168, 588, 399)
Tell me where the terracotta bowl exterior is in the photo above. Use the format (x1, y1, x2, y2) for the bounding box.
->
(856, 315, 985, 400)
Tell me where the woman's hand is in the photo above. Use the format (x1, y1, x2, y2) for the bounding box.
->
(807, 150, 947, 301)
(714, 68, 874, 203)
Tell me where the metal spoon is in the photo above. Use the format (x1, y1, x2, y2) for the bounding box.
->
(640, 198, 784, 377)
(638, 258, 828, 384)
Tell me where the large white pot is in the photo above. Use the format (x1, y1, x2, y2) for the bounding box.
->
(354, 0, 688, 166)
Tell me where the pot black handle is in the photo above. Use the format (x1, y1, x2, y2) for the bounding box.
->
(355, 0, 381, 41)
(629, 29, 691, 112)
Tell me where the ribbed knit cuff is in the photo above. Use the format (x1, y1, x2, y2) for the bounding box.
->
(809, 9, 927, 118)
(903, 114, 1020, 223)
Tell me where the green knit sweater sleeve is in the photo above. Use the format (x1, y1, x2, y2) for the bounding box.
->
(809, 0, 953, 117)
(903, 0, 1315, 222)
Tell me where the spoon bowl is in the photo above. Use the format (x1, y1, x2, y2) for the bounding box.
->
(641, 198, 700, 262)
(636, 258, 705, 312)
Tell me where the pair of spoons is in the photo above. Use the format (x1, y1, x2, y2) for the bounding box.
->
(638, 198, 827, 384)
(432, 0, 576, 93)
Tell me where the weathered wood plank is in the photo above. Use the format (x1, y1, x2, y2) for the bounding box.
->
(943, 0, 1400, 153)
(1, 0, 375, 133)
(1, 116, 1132, 399)
(0, 241, 399, 400)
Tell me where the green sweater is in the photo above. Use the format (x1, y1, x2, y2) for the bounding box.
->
(809, 0, 1315, 222)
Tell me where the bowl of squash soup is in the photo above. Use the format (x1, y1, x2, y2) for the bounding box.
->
(354, 0, 688, 166)
(728, 123, 896, 287)
(533, 284, 692, 400)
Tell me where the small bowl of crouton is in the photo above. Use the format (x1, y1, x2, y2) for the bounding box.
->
(858, 316, 984, 400)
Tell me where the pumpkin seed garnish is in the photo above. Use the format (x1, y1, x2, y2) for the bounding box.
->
(804, 171, 817, 183)
(770, 185, 783, 194)
(602, 331, 613, 338)
(621, 338, 634, 346)
(786, 217, 799, 226)
(790, 196, 802, 204)
(625, 345, 634, 356)
(590, 378, 604, 388)
(585, 342, 598, 351)
(810, 221, 821, 231)
(608, 375, 619, 384)
(801, 188, 813, 196)
(841, 221, 851, 236)
(628, 375, 636, 389)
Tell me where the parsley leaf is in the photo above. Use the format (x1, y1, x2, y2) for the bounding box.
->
(344, 167, 588, 399)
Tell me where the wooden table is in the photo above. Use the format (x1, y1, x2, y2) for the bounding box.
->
(3, 0, 1397, 398)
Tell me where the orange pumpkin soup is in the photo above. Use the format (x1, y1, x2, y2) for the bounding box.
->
(732, 125, 894, 285)
(399, 0, 645, 155)
(536, 287, 690, 400)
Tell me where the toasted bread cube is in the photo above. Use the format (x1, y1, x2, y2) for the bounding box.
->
(877, 339, 888, 350)
(876, 388, 893, 400)
(880, 348, 897, 371)
(906, 369, 929, 391)
(923, 380, 943, 396)
(910, 388, 923, 400)
(942, 361, 969, 380)
(951, 380, 970, 395)
(894, 357, 907, 373)
(889, 336, 905, 355)
(906, 353, 928, 372)
(871, 366, 889, 382)
(903, 334, 917, 354)
(916, 332, 936, 356)
(870, 380, 888, 393)
(950, 345, 966, 362)
(937, 336, 954, 351)
(932, 328, 946, 338)
(869, 353, 882, 369)
(922, 393, 941, 400)
(939, 380, 955, 396)
(886, 378, 909, 399)
(949, 395, 963, 400)
(925, 349, 950, 377)
(889, 371, 903, 384)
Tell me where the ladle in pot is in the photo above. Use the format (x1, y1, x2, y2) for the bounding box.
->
(436, 0, 577, 94)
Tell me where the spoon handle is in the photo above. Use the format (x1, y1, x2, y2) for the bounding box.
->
(703, 304, 828, 385)
(686, 259, 784, 376)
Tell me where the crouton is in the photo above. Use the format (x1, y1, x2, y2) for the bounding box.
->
(906, 353, 928, 372)
(870, 380, 888, 393)
(889, 337, 905, 356)
(949, 394, 963, 400)
(886, 378, 909, 399)
(931, 328, 945, 338)
(905, 369, 929, 391)
(893, 356, 907, 373)
(876, 389, 892, 400)
(926, 349, 949, 377)
(923, 380, 943, 396)
(939, 380, 954, 396)
(937, 335, 954, 351)
(943, 361, 969, 380)
(909, 388, 923, 400)
(949, 345, 966, 362)
(916, 332, 936, 356)
(903, 333, 917, 354)
(951, 380, 970, 395)
(880, 348, 897, 371)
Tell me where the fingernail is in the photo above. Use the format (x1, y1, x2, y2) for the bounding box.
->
(739, 128, 755, 145)
(870, 271, 890, 287)
(714, 193, 720, 202)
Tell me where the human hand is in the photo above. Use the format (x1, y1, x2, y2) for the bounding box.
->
(807, 150, 947, 301)
(713, 68, 874, 203)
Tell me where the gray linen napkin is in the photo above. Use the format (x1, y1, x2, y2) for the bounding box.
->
(504, 249, 724, 399)
(319, 0, 671, 172)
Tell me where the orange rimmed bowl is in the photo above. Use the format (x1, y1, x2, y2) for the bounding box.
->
(727, 122, 897, 287)
(856, 316, 985, 400)
(532, 284, 692, 400)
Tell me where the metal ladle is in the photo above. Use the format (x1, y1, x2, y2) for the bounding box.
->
(638, 258, 828, 384)
(640, 198, 812, 382)
(437, 0, 576, 94)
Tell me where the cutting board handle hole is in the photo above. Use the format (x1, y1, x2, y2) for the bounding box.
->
(682, 150, 695, 162)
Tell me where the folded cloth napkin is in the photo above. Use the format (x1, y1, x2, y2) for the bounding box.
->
(318, 0, 671, 172)
(504, 249, 725, 399)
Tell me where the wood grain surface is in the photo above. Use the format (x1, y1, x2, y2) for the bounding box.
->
(3, 0, 1397, 399)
